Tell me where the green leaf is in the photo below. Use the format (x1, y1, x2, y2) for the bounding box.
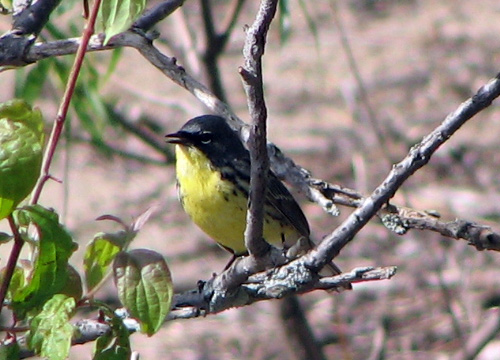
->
(85, 208, 158, 293)
(28, 294, 75, 360)
(98, 0, 147, 45)
(11, 205, 78, 316)
(0, 231, 12, 244)
(0, 338, 20, 360)
(14, 60, 52, 104)
(279, 0, 291, 44)
(71, 87, 108, 152)
(0, 100, 44, 220)
(101, 48, 123, 86)
(84, 232, 123, 292)
(0, 0, 12, 13)
(4, 265, 26, 301)
(93, 316, 131, 360)
(62, 265, 83, 301)
(113, 249, 173, 336)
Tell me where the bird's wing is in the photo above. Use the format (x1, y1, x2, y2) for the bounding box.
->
(228, 156, 310, 238)
(265, 171, 310, 238)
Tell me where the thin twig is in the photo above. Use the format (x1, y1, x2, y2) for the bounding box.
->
(200, 0, 228, 102)
(201, 0, 247, 102)
(0, 0, 103, 323)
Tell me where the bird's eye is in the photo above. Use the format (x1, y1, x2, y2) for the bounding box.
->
(198, 131, 212, 144)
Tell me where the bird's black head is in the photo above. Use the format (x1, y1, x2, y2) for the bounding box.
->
(166, 115, 248, 164)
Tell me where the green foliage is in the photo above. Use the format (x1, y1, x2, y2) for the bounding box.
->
(14, 60, 51, 104)
(13, 20, 125, 158)
(84, 208, 156, 292)
(0, 231, 11, 244)
(6, 265, 26, 300)
(94, 316, 131, 360)
(10, 205, 79, 316)
(113, 249, 173, 336)
(279, 0, 291, 44)
(0, 338, 20, 359)
(84, 232, 124, 292)
(62, 265, 84, 301)
(0, 99, 44, 220)
(97, 0, 147, 45)
(28, 294, 76, 360)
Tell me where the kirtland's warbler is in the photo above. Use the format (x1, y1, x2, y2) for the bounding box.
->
(166, 115, 343, 275)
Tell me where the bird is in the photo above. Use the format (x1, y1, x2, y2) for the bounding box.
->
(166, 114, 345, 278)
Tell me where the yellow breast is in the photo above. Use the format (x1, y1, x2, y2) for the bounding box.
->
(174, 145, 296, 255)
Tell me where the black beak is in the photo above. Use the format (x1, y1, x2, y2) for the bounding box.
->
(165, 131, 189, 145)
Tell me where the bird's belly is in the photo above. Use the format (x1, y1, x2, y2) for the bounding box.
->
(175, 145, 294, 255)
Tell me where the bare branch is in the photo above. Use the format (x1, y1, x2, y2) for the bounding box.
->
(11, 0, 60, 36)
(239, 0, 278, 258)
(0, 0, 184, 67)
(0, 0, 61, 66)
(171, 265, 395, 317)
(13, 263, 394, 356)
(200, 0, 247, 102)
(305, 73, 500, 271)
(6, 23, 499, 256)
(280, 296, 327, 360)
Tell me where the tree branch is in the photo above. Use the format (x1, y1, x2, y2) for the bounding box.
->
(240, 0, 278, 258)
(280, 296, 327, 360)
(5, 21, 499, 255)
(0, 0, 61, 66)
(172, 265, 395, 316)
(306, 73, 500, 272)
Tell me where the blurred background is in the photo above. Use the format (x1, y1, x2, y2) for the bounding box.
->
(2, 0, 500, 359)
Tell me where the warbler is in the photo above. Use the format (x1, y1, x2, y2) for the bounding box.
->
(166, 115, 344, 276)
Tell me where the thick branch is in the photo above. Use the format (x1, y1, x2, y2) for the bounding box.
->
(11, 0, 61, 36)
(0, 0, 61, 66)
(0, 0, 183, 66)
(175, 265, 394, 316)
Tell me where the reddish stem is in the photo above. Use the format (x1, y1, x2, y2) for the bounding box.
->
(0, 0, 104, 317)
(0, 216, 24, 315)
(30, 0, 103, 204)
